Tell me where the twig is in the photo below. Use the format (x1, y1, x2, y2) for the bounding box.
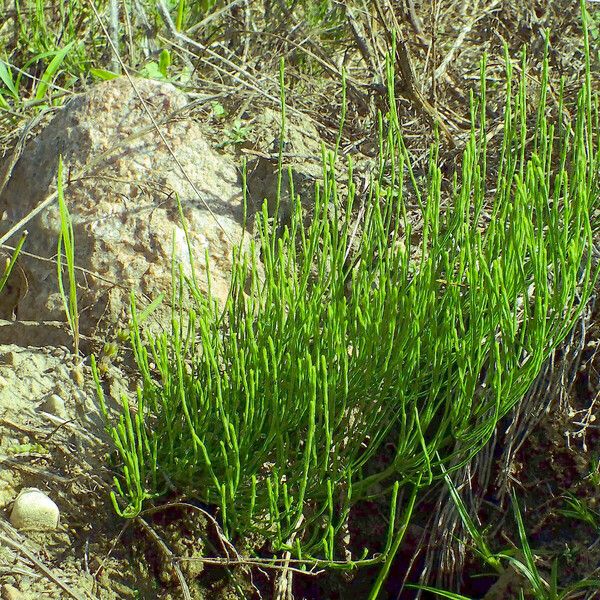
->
(405, 0, 424, 37)
(156, 0, 298, 118)
(186, 0, 247, 35)
(344, 3, 381, 83)
(136, 516, 192, 600)
(121, 0, 134, 66)
(0, 522, 94, 600)
(179, 555, 323, 575)
(108, 0, 121, 75)
(232, 24, 371, 110)
(92, 521, 131, 578)
(130, 0, 158, 58)
(139, 503, 330, 577)
(0, 456, 74, 484)
(373, 0, 456, 147)
(273, 515, 304, 600)
(240, 0, 252, 65)
(141, 501, 240, 561)
(430, 0, 439, 106)
(434, 0, 501, 82)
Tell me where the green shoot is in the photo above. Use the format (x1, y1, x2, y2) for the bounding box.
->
(441, 469, 503, 573)
(33, 41, 75, 101)
(427, 480, 600, 600)
(0, 231, 27, 294)
(558, 493, 600, 531)
(56, 157, 81, 369)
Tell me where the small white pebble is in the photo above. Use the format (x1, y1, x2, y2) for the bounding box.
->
(39, 393, 68, 419)
(9, 488, 59, 531)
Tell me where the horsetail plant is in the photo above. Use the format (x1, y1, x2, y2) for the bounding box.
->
(93, 24, 598, 571)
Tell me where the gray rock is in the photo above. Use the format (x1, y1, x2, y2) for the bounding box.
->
(0, 77, 250, 334)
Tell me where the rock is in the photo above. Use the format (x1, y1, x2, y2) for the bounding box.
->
(0, 319, 81, 352)
(245, 154, 322, 230)
(39, 393, 68, 419)
(9, 488, 60, 531)
(1, 584, 25, 600)
(244, 107, 323, 230)
(0, 77, 250, 335)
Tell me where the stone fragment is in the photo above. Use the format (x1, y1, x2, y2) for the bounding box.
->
(1, 584, 25, 600)
(39, 393, 68, 419)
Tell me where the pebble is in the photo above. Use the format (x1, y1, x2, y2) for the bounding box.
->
(1, 584, 25, 600)
(9, 488, 60, 531)
(39, 393, 68, 419)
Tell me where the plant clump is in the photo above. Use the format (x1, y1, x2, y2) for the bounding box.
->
(93, 32, 598, 572)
